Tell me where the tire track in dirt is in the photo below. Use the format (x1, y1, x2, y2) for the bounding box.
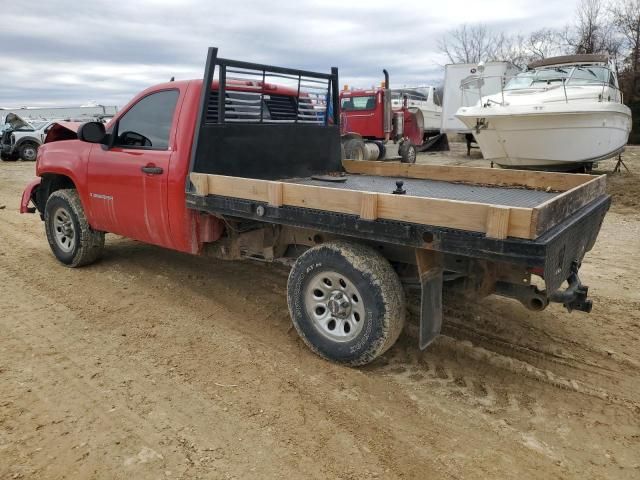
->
(399, 296, 640, 414)
(442, 300, 640, 372)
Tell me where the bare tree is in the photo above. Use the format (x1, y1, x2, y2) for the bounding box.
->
(438, 24, 499, 64)
(525, 28, 566, 61)
(610, 0, 640, 100)
(565, 0, 620, 55)
(493, 32, 528, 67)
(439, 24, 530, 67)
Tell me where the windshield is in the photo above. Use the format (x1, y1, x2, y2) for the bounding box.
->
(30, 121, 48, 130)
(504, 64, 611, 90)
(567, 66, 609, 85)
(341, 95, 375, 111)
(504, 68, 569, 90)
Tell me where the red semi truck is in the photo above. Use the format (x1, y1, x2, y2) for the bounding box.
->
(340, 70, 448, 163)
(21, 49, 610, 366)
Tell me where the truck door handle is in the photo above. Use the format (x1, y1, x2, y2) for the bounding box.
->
(141, 165, 163, 175)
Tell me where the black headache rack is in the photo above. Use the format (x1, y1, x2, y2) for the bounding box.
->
(188, 47, 342, 181)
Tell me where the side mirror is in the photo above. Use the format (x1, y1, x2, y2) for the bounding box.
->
(77, 121, 106, 144)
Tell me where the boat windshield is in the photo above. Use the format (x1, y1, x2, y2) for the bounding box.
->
(504, 64, 612, 90)
(567, 66, 609, 85)
(504, 68, 570, 90)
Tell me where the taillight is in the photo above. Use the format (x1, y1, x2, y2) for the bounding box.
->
(529, 266, 545, 277)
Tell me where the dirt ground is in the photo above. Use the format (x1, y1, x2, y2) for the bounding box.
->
(1, 146, 639, 479)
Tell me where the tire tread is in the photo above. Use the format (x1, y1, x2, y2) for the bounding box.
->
(288, 241, 405, 366)
(45, 189, 104, 267)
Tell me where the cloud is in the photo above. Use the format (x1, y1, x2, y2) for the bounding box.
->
(0, 0, 577, 107)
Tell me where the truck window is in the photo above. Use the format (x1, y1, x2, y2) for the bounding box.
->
(115, 89, 179, 149)
(341, 96, 375, 111)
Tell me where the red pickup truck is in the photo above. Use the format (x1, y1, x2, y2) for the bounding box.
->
(21, 48, 610, 366)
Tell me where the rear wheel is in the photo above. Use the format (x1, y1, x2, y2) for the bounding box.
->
(44, 189, 104, 267)
(287, 241, 405, 366)
(19, 142, 38, 161)
(343, 138, 366, 160)
(373, 141, 386, 160)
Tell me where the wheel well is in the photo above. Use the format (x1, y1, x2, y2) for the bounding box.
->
(16, 137, 40, 148)
(36, 174, 76, 214)
(340, 132, 363, 142)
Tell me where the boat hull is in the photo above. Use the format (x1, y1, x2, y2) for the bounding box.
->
(456, 103, 632, 168)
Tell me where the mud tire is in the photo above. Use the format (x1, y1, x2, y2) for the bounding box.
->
(287, 241, 405, 366)
(44, 189, 104, 267)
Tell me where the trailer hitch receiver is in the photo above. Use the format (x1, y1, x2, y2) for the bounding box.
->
(549, 262, 592, 313)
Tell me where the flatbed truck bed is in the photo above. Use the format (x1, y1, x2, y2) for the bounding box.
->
(188, 158, 608, 292)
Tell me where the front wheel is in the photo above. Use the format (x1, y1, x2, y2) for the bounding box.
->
(287, 241, 406, 366)
(399, 142, 416, 164)
(19, 142, 38, 161)
(44, 189, 105, 267)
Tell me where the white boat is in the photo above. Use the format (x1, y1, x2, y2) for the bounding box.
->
(455, 54, 632, 170)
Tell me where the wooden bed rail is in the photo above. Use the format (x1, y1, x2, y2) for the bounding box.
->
(189, 166, 606, 241)
(342, 160, 593, 191)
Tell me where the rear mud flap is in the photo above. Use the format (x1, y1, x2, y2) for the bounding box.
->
(416, 249, 443, 349)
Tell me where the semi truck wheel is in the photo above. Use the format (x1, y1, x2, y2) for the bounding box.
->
(44, 189, 105, 267)
(19, 142, 38, 161)
(399, 142, 416, 164)
(373, 141, 386, 160)
(343, 138, 366, 160)
(287, 241, 405, 366)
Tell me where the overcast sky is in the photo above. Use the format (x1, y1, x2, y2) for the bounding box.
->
(0, 0, 578, 108)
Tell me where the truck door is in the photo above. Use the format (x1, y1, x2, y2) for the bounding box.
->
(87, 89, 181, 248)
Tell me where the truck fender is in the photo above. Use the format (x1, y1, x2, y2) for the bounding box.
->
(20, 177, 42, 214)
(340, 132, 363, 142)
(15, 136, 42, 148)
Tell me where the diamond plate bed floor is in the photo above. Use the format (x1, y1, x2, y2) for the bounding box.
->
(285, 174, 559, 208)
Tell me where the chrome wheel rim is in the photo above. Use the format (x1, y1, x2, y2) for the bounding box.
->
(304, 271, 365, 342)
(407, 146, 416, 163)
(22, 146, 36, 161)
(52, 207, 76, 253)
